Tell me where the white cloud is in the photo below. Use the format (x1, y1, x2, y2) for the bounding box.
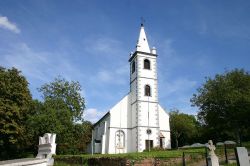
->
(159, 77, 197, 114)
(160, 39, 176, 58)
(1, 42, 85, 84)
(83, 37, 124, 56)
(83, 108, 106, 123)
(95, 38, 121, 53)
(0, 16, 20, 33)
(96, 70, 113, 82)
(92, 65, 128, 85)
(81, 36, 130, 86)
(163, 78, 197, 95)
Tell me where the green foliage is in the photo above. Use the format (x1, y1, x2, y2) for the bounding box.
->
(38, 77, 85, 122)
(57, 121, 93, 155)
(0, 67, 91, 158)
(26, 99, 71, 155)
(27, 77, 91, 155)
(0, 67, 32, 159)
(191, 69, 250, 143)
(170, 110, 198, 148)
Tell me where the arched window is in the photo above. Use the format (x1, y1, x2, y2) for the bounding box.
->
(115, 130, 125, 148)
(145, 85, 151, 96)
(132, 61, 135, 73)
(144, 59, 150, 69)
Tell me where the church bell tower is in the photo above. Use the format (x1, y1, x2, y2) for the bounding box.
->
(129, 24, 160, 152)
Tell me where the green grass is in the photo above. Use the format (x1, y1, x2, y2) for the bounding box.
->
(55, 142, 250, 160)
(54, 142, 250, 165)
(242, 141, 250, 149)
(55, 147, 206, 160)
(54, 147, 206, 166)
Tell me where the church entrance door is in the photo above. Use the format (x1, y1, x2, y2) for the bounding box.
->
(145, 140, 153, 150)
(160, 133, 165, 148)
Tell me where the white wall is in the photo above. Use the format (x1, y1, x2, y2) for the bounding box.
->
(92, 114, 110, 154)
(108, 128, 131, 154)
(108, 95, 132, 154)
(109, 95, 129, 128)
(137, 54, 157, 80)
(137, 102, 158, 127)
(159, 104, 171, 149)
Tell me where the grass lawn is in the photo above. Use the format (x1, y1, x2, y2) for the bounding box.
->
(55, 141, 250, 160)
(54, 142, 250, 165)
(54, 148, 207, 166)
(55, 147, 206, 160)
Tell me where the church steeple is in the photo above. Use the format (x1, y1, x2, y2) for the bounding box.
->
(136, 24, 150, 53)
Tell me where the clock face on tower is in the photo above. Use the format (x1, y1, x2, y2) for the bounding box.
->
(146, 129, 152, 135)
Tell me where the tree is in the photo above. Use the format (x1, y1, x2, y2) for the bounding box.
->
(0, 67, 32, 159)
(60, 121, 92, 154)
(38, 77, 85, 122)
(169, 110, 198, 148)
(31, 77, 88, 154)
(191, 69, 250, 144)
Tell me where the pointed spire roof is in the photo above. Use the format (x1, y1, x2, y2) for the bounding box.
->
(136, 24, 150, 53)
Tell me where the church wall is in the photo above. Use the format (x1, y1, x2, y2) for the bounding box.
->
(137, 101, 160, 152)
(158, 104, 171, 149)
(131, 103, 137, 127)
(105, 117, 110, 153)
(108, 128, 131, 154)
(158, 105, 170, 131)
(130, 128, 137, 152)
(130, 58, 137, 83)
(136, 54, 158, 102)
(94, 120, 106, 141)
(107, 95, 133, 154)
(137, 127, 159, 152)
(108, 128, 115, 153)
(160, 131, 171, 149)
(109, 95, 129, 128)
(137, 102, 158, 127)
(130, 100, 138, 152)
(134, 52, 160, 152)
(137, 54, 157, 80)
(137, 79, 158, 102)
(130, 79, 137, 104)
(93, 115, 109, 153)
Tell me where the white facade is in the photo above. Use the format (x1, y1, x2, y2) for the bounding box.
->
(89, 24, 171, 154)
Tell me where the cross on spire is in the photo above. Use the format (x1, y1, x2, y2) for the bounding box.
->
(136, 20, 150, 53)
(141, 17, 145, 27)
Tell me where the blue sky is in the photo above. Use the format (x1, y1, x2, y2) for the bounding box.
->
(1, 0, 250, 122)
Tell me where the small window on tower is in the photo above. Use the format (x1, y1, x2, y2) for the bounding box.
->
(145, 85, 151, 96)
(132, 61, 135, 73)
(144, 59, 150, 69)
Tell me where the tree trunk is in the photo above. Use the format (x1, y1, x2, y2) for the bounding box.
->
(175, 138, 179, 149)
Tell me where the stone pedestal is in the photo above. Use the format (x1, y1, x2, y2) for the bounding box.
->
(207, 140, 219, 166)
(207, 155, 219, 166)
(36, 133, 57, 166)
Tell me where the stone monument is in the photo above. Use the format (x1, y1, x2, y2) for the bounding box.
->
(36, 133, 57, 166)
(207, 140, 219, 166)
(0, 133, 56, 166)
(235, 147, 250, 166)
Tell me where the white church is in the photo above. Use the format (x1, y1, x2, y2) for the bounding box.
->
(89, 24, 171, 154)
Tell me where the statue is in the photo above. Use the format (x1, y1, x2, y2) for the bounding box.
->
(207, 140, 219, 166)
(36, 133, 57, 166)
